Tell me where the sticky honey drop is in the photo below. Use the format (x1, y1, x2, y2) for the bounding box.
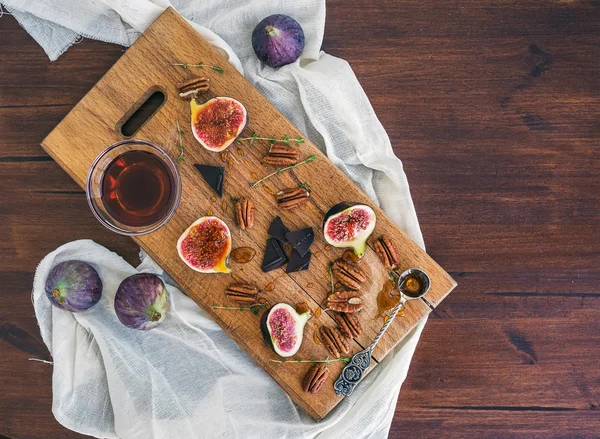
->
(313, 324, 322, 345)
(230, 272, 243, 282)
(377, 280, 400, 317)
(230, 247, 257, 264)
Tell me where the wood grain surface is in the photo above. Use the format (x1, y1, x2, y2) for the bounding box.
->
(1, 0, 599, 437)
(40, 8, 454, 420)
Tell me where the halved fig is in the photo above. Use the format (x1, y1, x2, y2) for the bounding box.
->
(177, 216, 232, 273)
(323, 202, 376, 257)
(260, 303, 311, 357)
(190, 97, 248, 152)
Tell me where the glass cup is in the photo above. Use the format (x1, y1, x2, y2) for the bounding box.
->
(86, 139, 181, 236)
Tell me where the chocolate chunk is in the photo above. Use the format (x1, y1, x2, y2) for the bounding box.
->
(285, 227, 314, 257)
(194, 164, 225, 197)
(268, 216, 289, 243)
(286, 250, 312, 273)
(261, 238, 288, 272)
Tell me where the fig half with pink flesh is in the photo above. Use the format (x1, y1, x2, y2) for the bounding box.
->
(190, 97, 248, 152)
(177, 216, 232, 273)
(323, 202, 376, 257)
(260, 303, 311, 357)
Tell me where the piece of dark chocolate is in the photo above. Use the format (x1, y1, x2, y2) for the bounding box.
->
(286, 250, 312, 273)
(194, 164, 225, 197)
(268, 216, 290, 243)
(261, 238, 289, 272)
(285, 227, 314, 258)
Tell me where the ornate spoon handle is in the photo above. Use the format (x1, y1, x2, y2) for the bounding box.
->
(368, 300, 404, 350)
(333, 300, 405, 396)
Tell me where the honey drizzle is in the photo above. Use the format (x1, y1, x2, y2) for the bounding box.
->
(230, 272, 243, 282)
(314, 307, 321, 318)
(376, 280, 400, 318)
(342, 249, 361, 263)
(230, 247, 257, 264)
(313, 324, 322, 345)
(263, 272, 285, 292)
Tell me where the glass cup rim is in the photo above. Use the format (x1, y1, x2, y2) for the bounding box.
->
(85, 139, 182, 236)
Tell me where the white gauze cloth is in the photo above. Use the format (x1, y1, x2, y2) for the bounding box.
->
(16, 0, 427, 437)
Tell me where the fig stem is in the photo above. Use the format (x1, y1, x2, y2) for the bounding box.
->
(170, 62, 224, 74)
(269, 357, 351, 364)
(175, 119, 184, 163)
(249, 155, 316, 188)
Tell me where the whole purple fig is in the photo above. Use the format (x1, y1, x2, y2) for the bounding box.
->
(114, 273, 169, 330)
(252, 14, 305, 68)
(45, 260, 102, 312)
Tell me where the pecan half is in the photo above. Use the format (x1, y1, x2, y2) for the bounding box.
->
(235, 197, 255, 230)
(326, 291, 363, 313)
(263, 145, 299, 166)
(225, 283, 259, 305)
(332, 258, 367, 290)
(334, 312, 362, 339)
(177, 76, 210, 99)
(276, 188, 310, 209)
(319, 326, 351, 358)
(302, 363, 330, 394)
(373, 236, 400, 269)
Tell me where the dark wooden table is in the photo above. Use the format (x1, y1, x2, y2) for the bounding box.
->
(1, 2, 598, 438)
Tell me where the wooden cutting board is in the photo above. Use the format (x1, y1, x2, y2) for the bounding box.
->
(41, 8, 456, 420)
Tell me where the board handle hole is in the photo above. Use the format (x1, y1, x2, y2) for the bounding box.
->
(119, 89, 166, 137)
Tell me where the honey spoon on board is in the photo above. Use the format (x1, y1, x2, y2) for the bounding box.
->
(333, 268, 431, 397)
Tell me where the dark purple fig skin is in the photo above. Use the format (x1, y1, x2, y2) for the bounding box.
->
(322, 202, 361, 230)
(260, 307, 271, 345)
(45, 261, 102, 312)
(252, 14, 305, 68)
(114, 273, 169, 330)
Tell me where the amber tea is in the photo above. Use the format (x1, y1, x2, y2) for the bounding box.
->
(101, 150, 175, 227)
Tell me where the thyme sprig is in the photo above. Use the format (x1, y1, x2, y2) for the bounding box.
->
(176, 119, 184, 163)
(212, 303, 267, 315)
(249, 155, 316, 188)
(236, 132, 305, 146)
(269, 356, 351, 365)
(171, 62, 224, 73)
(299, 181, 311, 192)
